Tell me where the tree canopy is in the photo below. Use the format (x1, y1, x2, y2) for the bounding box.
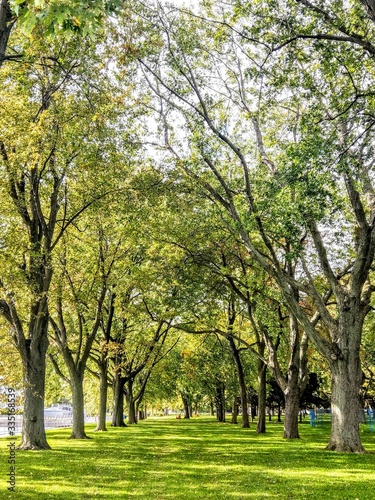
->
(1, 0, 375, 455)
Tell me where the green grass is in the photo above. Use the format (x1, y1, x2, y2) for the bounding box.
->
(1, 417, 375, 499)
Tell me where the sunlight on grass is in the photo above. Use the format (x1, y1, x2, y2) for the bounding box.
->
(1, 417, 374, 499)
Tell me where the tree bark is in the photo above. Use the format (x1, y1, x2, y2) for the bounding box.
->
(127, 398, 136, 424)
(360, 0, 375, 23)
(70, 372, 89, 439)
(138, 409, 145, 420)
(326, 309, 364, 452)
(19, 335, 50, 450)
(328, 362, 363, 451)
(282, 314, 303, 439)
(111, 374, 126, 427)
(181, 393, 190, 419)
(126, 379, 137, 424)
(215, 380, 226, 422)
(95, 361, 108, 431)
(0, 0, 15, 68)
(231, 398, 238, 424)
(283, 386, 300, 439)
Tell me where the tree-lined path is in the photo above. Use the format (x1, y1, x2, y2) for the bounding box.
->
(2, 0, 375, 482)
(1, 417, 374, 499)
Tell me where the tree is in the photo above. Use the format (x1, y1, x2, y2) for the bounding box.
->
(227, 309, 250, 428)
(91, 289, 116, 431)
(49, 228, 113, 439)
(131, 2, 375, 451)
(143, 162, 306, 436)
(0, 36, 125, 449)
(0, 0, 120, 67)
(100, 270, 175, 427)
(0, 0, 15, 66)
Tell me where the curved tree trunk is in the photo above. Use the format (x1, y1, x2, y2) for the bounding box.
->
(19, 335, 50, 450)
(50, 331, 91, 439)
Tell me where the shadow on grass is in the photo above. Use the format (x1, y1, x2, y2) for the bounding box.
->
(1, 417, 374, 499)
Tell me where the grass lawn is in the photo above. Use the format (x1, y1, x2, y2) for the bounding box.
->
(1, 416, 374, 499)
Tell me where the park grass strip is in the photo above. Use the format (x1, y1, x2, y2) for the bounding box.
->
(1, 416, 374, 499)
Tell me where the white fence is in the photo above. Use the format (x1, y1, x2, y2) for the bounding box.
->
(0, 415, 97, 437)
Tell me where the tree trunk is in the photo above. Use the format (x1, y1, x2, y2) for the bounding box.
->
(231, 398, 238, 424)
(181, 394, 190, 419)
(251, 404, 256, 421)
(138, 409, 145, 420)
(135, 400, 141, 420)
(257, 350, 267, 434)
(19, 337, 50, 450)
(70, 372, 89, 439)
(0, 0, 15, 68)
(210, 399, 215, 416)
(284, 388, 300, 439)
(127, 397, 136, 424)
(325, 305, 365, 452)
(111, 374, 126, 427)
(215, 380, 226, 422)
(360, 0, 375, 24)
(228, 336, 250, 428)
(95, 361, 108, 431)
(327, 354, 363, 451)
(126, 379, 137, 424)
(135, 400, 147, 421)
(283, 378, 300, 437)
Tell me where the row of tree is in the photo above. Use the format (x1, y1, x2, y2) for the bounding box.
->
(1, 0, 375, 453)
